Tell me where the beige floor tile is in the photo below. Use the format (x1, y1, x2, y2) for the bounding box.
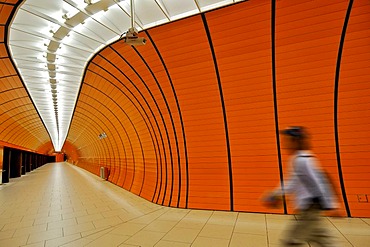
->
(0, 235, 28, 247)
(0, 229, 16, 240)
(124, 230, 166, 246)
(329, 217, 365, 224)
(110, 222, 147, 236)
(331, 222, 370, 236)
(344, 234, 370, 247)
(156, 208, 188, 221)
(184, 209, 213, 219)
(192, 236, 230, 247)
(62, 210, 89, 220)
(230, 233, 268, 247)
(27, 228, 63, 244)
(87, 206, 112, 215)
(175, 220, 205, 230)
(60, 238, 94, 247)
(154, 240, 191, 247)
(143, 219, 178, 233)
(81, 226, 112, 239)
(266, 214, 294, 220)
(175, 211, 210, 229)
(361, 218, 370, 225)
(45, 233, 82, 247)
(207, 211, 238, 226)
(117, 244, 141, 247)
(265, 217, 291, 231)
(267, 229, 285, 245)
(234, 220, 267, 235)
(0, 163, 365, 247)
(199, 224, 234, 239)
(128, 209, 167, 224)
(63, 222, 96, 236)
(22, 242, 45, 247)
(33, 214, 63, 226)
(118, 213, 139, 222)
(22, 212, 49, 222)
(237, 212, 266, 222)
(0, 216, 23, 225)
(85, 233, 130, 247)
(92, 215, 123, 228)
(2, 219, 35, 231)
(49, 207, 75, 216)
(162, 227, 200, 243)
(13, 224, 47, 237)
(76, 213, 104, 224)
(101, 208, 129, 218)
(47, 218, 78, 230)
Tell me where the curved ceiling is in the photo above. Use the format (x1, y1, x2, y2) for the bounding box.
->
(8, 0, 243, 151)
(0, 0, 50, 153)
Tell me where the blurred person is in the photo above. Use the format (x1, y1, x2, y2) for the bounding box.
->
(264, 126, 338, 246)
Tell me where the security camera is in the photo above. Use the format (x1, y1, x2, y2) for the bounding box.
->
(124, 36, 146, 46)
(123, 27, 146, 46)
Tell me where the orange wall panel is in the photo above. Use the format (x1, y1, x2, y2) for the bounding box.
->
(275, 0, 350, 215)
(63, 0, 370, 217)
(206, 0, 281, 213)
(0, 1, 51, 154)
(148, 16, 231, 210)
(337, 0, 370, 217)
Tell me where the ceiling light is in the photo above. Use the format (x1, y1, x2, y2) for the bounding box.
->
(62, 13, 70, 20)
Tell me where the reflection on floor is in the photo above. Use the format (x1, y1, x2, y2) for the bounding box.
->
(0, 162, 369, 247)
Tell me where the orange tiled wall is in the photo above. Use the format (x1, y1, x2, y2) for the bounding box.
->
(2, 0, 368, 217)
(66, 0, 370, 217)
(0, 0, 51, 153)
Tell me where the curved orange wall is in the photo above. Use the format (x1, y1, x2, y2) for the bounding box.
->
(66, 0, 370, 217)
(337, 0, 370, 217)
(0, 0, 50, 153)
(2, 0, 369, 217)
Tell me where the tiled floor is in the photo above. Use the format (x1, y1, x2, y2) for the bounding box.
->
(0, 163, 369, 247)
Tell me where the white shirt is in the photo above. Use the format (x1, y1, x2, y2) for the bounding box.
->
(278, 150, 335, 210)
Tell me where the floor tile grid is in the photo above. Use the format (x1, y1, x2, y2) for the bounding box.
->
(0, 164, 154, 246)
(1, 163, 369, 247)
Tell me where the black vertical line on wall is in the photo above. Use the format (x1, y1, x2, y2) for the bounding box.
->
(145, 30, 190, 208)
(89, 60, 163, 202)
(271, 0, 287, 214)
(87, 66, 161, 193)
(201, 13, 234, 211)
(81, 86, 149, 196)
(109, 46, 173, 206)
(76, 107, 116, 175)
(334, 0, 353, 218)
(133, 47, 180, 207)
(75, 109, 114, 163)
(78, 100, 122, 182)
(73, 119, 109, 171)
(80, 92, 131, 185)
(74, 112, 110, 169)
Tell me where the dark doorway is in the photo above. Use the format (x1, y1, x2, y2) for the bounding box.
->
(2, 148, 11, 183)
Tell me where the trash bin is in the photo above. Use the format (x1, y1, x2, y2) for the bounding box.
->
(100, 167, 108, 180)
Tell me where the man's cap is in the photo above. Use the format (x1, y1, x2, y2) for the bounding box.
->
(280, 126, 306, 138)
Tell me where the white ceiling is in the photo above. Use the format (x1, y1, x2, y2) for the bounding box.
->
(8, 0, 242, 152)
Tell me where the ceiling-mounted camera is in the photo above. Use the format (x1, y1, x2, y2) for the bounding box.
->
(123, 27, 146, 46)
